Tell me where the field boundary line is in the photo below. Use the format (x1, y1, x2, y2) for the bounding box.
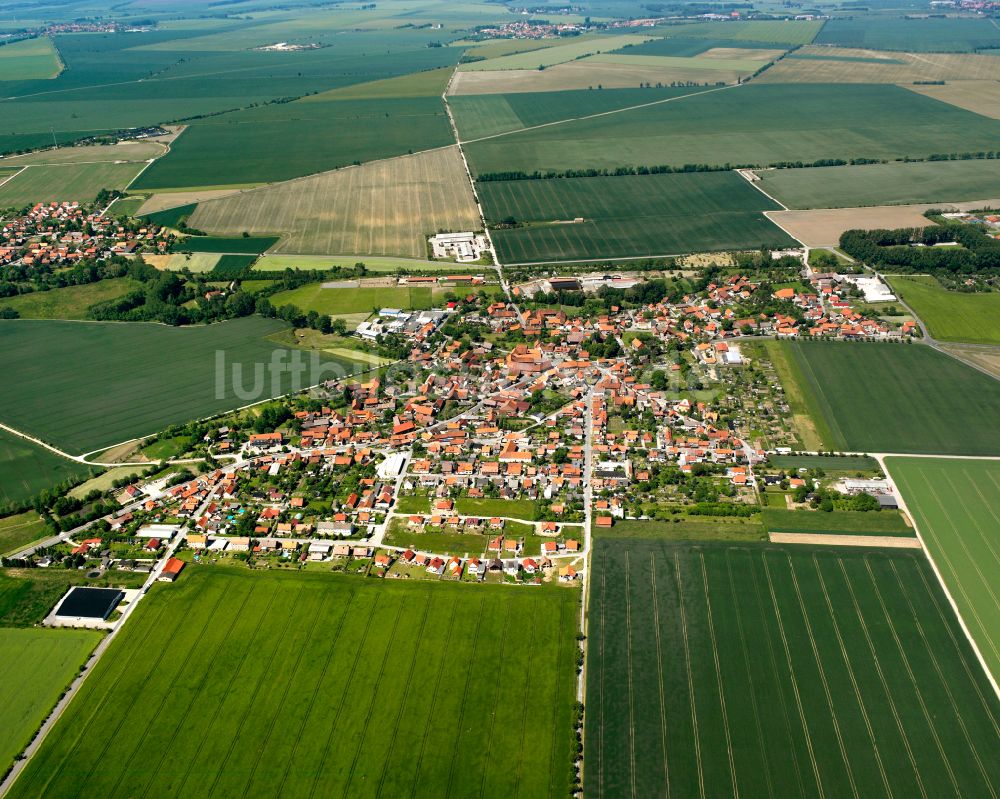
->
(341, 598, 409, 797)
(810, 555, 892, 797)
(760, 552, 824, 799)
(649, 553, 671, 798)
(0, 166, 25, 189)
(457, 83, 740, 145)
(885, 456, 1000, 693)
(891, 561, 998, 796)
(785, 553, 859, 799)
(698, 553, 740, 799)
(405, 595, 461, 799)
(203, 585, 293, 798)
(837, 558, 928, 799)
(673, 552, 705, 799)
(910, 564, 1000, 737)
(725, 553, 776, 797)
(863, 558, 962, 794)
(736, 168, 789, 210)
(624, 551, 638, 799)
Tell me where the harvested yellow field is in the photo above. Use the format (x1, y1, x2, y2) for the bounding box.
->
(136, 188, 244, 214)
(904, 79, 1000, 120)
(768, 199, 1000, 247)
(758, 46, 1000, 83)
(449, 58, 737, 95)
(188, 146, 480, 258)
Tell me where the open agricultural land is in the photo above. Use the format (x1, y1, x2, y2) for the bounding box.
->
(0, 317, 356, 455)
(649, 19, 824, 45)
(463, 84, 1000, 176)
(905, 80, 1000, 120)
(887, 457, 1000, 682)
(0, 162, 146, 207)
(479, 171, 794, 263)
(8, 565, 579, 799)
(0, 36, 62, 80)
(0, 512, 47, 556)
(188, 147, 480, 259)
(0, 279, 140, 319)
(254, 254, 460, 273)
(755, 160, 1000, 210)
(778, 340, 1000, 455)
(585, 539, 1000, 798)
(0, 628, 101, 776)
(0, 428, 95, 507)
(814, 16, 1000, 52)
(269, 283, 437, 317)
(758, 46, 1000, 84)
(888, 276, 1000, 345)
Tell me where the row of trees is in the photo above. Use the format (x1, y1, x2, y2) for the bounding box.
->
(840, 221, 1000, 273)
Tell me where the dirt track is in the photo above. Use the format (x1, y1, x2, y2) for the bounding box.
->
(769, 532, 923, 548)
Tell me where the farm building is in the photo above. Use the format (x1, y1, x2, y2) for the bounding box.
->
(52, 587, 124, 623)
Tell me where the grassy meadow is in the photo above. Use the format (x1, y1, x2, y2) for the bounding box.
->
(480, 171, 794, 263)
(0, 512, 48, 556)
(888, 276, 1000, 345)
(0, 628, 101, 775)
(463, 84, 1000, 176)
(269, 284, 436, 316)
(8, 565, 580, 798)
(0, 429, 96, 507)
(0, 279, 140, 319)
(758, 160, 1000, 210)
(781, 340, 1000, 455)
(189, 147, 480, 259)
(761, 507, 913, 537)
(0, 162, 145, 207)
(0, 317, 357, 455)
(887, 457, 1000, 682)
(585, 539, 1000, 798)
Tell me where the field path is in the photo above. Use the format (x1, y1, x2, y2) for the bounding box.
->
(769, 532, 923, 548)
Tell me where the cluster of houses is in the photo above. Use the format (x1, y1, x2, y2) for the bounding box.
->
(0, 202, 171, 269)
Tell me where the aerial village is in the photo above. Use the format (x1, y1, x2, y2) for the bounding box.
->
(7, 251, 917, 608)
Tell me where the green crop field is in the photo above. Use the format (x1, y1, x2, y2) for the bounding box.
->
(458, 34, 652, 71)
(254, 254, 461, 272)
(0, 429, 96, 507)
(0, 317, 358, 455)
(610, 37, 787, 57)
(781, 340, 1000, 455)
(889, 276, 1000, 345)
(653, 19, 824, 45)
(177, 236, 278, 254)
(480, 172, 795, 263)
(762, 507, 913, 536)
(0, 279, 140, 319)
(451, 86, 701, 141)
(0, 37, 62, 80)
(0, 162, 145, 207)
(585, 538, 1000, 798)
(815, 16, 1000, 52)
(134, 93, 456, 190)
(768, 454, 879, 472)
(758, 160, 1000, 210)
(189, 147, 481, 259)
(887, 457, 1000, 682)
(0, 512, 48, 555)
(269, 284, 436, 316)
(0, 628, 101, 775)
(8, 565, 580, 798)
(463, 84, 1000, 176)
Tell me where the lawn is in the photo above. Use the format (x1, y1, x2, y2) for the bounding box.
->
(888, 275, 1000, 345)
(0, 279, 140, 319)
(762, 507, 913, 537)
(384, 527, 491, 557)
(0, 162, 145, 207)
(463, 84, 1000, 176)
(887, 457, 1000, 682)
(189, 147, 481, 259)
(814, 16, 1000, 52)
(781, 340, 1000, 455)
(269, 284, 436, 316)
(585, 538, 1000, 797)
(454, 496, 540, 521)
(0, 317, 358, 455)
(0, 628, 101, 775)
(0, 36, 62, 80)
(8, 565, 580, 798)
(0, 429, 96, 508)
(0, 512, 48, 556)
(480, 171, 794, 263)
(758, 160, 1000, 210)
